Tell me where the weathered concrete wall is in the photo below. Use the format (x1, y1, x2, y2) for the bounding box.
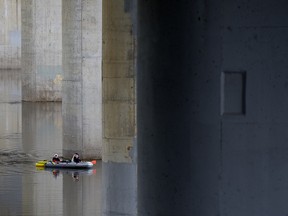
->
(21, 0, 62, 101)
(102, 0, 136, 163)
(137, 0, 288, 215)
(62, 0, 102, 159)
(0, 0, 21, 69)
(137, 1, 222, 215)
(220, 1, 288, 216)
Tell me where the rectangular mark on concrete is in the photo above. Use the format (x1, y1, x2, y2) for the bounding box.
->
(221, 71, 246, 115)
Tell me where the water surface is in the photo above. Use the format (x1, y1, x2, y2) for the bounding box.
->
(0, 70, 102, 216)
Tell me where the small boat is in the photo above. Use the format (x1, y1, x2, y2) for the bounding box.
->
(35, 160, 94, 169)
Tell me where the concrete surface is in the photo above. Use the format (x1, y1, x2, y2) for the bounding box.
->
(102, 0, 136, 163)
(0, 0, 21, 69)
(62, 0, 102, 159)
(21, 0, 62, 101)
(221, 1, 288, 215)
(137, 0, 288, 215)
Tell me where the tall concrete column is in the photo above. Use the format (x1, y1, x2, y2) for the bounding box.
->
(21, 0, 62, 101)
(102, 0, 136, 163)
(137, 0, 222, 215)
(102, 2, 137, 214)
(62, 0, 102, 159)
(0, 0, 21, 69)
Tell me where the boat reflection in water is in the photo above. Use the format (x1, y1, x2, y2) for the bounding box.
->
(36, 167, 97, 181)
(25, 161, 102, 216)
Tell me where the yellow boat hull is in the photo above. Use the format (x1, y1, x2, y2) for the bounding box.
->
(35, 160, 48, 167)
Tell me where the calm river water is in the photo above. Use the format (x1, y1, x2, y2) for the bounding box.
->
(0, 70, 136, 216)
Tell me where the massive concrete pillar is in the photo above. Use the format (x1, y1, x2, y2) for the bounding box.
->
(21, 0, 62, 101)
(0, 0, 21, 69)
(102, 2, 137, 214)
(62, 0, 102, 159)
(102, 0, 136, 163)
(137, 1, 222, 215)
(219, 1, 288, 216)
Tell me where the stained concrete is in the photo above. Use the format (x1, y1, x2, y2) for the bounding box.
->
(21, 0, 62, 101)
(62, 0, 102, 159)
(0, 0, 21, 69)
(102, 0, 136, 163)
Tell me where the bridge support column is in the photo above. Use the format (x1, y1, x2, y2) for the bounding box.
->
(62, 0, 102, 159)
(137, 0, 221, 215)
(102, 0, 136, 163)
(21, 0, 62, 101)
(0, 0, 21, 69)
(102, 2, 137, 214)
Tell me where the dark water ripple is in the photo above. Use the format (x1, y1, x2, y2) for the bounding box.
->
(0, 150, 35, 165)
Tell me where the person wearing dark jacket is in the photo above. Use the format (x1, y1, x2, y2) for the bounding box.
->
(72, 153, 81, 163)
(52, 154, 61, 163)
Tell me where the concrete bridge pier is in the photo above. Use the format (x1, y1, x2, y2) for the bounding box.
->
(21, 0, 62, 101)
(62, 0, 102, 159)
(0, 0, 21, 69)
(137, 0, 221, 215)
(102, 0, 136, 163)
(102, 1, 137, 215)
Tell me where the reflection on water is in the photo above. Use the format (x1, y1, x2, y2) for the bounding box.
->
(0, 70, 22, 155)
(42, 168, 97, 180)
(0, 70, 21, 102)
(22, 102, 62, 159)
(0, 70, 137, 216)
(0, 70, 102, 216)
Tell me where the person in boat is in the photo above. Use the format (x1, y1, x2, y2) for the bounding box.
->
(72, 153, 81, 163)
(52, 154, 61, 163)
